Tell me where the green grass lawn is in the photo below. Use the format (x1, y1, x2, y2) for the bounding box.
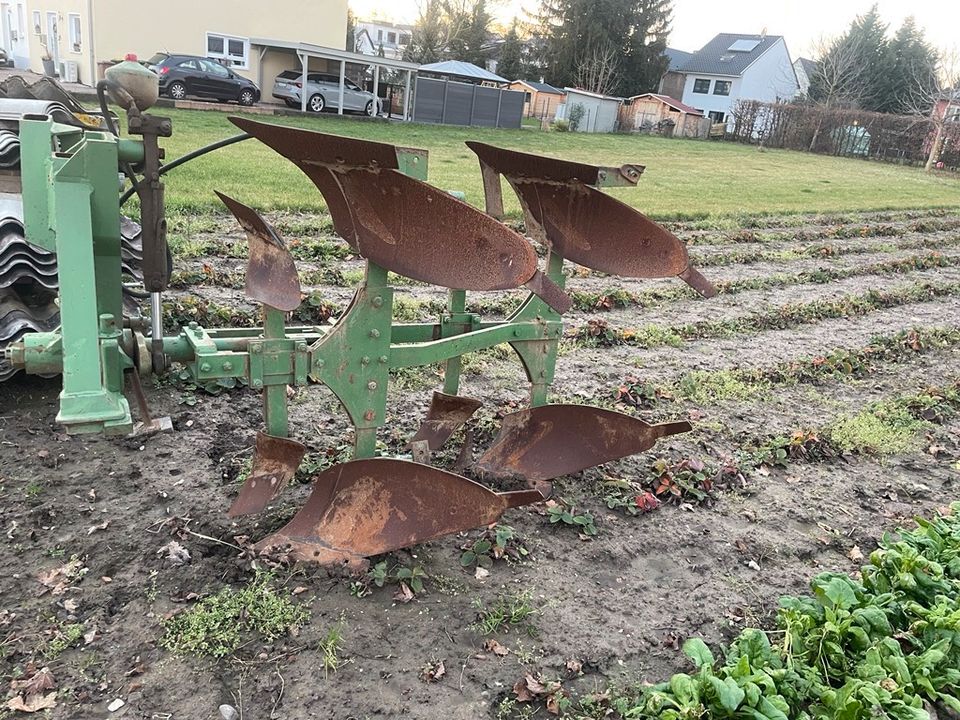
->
(143, 107, 960, 220)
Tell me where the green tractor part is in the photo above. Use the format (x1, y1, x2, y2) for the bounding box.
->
(5, 90, 716, 568)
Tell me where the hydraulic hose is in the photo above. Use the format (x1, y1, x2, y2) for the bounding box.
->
(118, 132, 252, 207)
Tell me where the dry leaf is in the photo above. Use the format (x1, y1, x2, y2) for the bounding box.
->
(393, 582, 414, 604)
(7, 692, 57, 713)
(483, 639, 509, 657)
(546, 693, 563, 715)
(474, 566, 490, 580)
(11, 666, 55, 695)
(513, 675, 536, 702)
(37, 558, 86, 596)
(848, 545, 864, 562)
(158, 541, 191, 566)
(565, 658, 582, 675)
(419, 660, 446, 683)
(291, 586, 308, 595)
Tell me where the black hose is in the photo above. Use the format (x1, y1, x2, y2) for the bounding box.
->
(119, 132, 252, 207)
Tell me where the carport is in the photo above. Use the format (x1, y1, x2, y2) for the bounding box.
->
(249, 39, 420, 119)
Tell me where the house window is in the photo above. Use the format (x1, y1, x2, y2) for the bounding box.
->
(947, 105, 960, 123)
(387, 31, 396, 44)
(399, 33, 411, 44)
(707, 111, 726, 123)
(31, 10, 40, 34)
(67, 13, 81, 53)
(206, 32, 248, 69)
(524, 91, 532, 102)
(693, 78, 711, 94)
(713, 80, 731, 96)
(377, 29, 383, 41)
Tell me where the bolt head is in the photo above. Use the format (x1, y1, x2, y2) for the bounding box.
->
(250, 345, 261, 354)
(372, 296, 384, 308)
(361, 356, 370, 365)
(222, 361, 233, 372)
(316, 359, 325, 368)
(200, 362, 211, 373)
(369, 329, 381, 339)
(367, 381, 378, 391)
(363, 410, 376, 421)
(297, 342, 308, 352)
(378, 355, 388, 364)
(253, 379, 263, 388)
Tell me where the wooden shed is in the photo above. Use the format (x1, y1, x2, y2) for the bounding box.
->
(620, 93, 710, 138)
(507, 80, 565, 121)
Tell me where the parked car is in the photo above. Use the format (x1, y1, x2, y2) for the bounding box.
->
(0, 48, 12, 68)
(146, 53, 260, 106)
(272, 70, 381, 114)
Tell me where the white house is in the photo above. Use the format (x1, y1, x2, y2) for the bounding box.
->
(794, 57, 817, 97)
(678, 33, 799, 125)
(355, 19, 412, 60)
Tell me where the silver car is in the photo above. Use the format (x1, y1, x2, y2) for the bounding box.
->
(272, 70, 381, 114)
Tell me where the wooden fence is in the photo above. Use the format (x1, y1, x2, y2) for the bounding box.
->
(726, 100, 960, 171)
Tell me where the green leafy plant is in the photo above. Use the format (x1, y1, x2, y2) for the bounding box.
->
(460, 525, 528, 569)
(160, 571, 308, 658)
(546, 499, 598, 536)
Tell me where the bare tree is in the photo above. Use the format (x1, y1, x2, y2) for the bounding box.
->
(806, 34, 870, 150)
(574, 44, 619, 96)
(900, 48, 960, 172)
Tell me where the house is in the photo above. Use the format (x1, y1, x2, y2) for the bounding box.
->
(556, 88, 622, 133)
(355, 19, 413, 60)
(507, 79, 564, 120)
(658, 47, 692, 99)
(678, 33, 799, 125)
(933, 88, 960, 124)
(619, 93, 708, 138)
(794, 57, 817, 97)
(20, 0, 347, 87)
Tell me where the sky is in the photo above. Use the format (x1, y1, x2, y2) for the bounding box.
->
(348, 0, 959, 60)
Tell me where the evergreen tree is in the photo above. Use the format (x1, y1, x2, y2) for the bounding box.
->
(497, 20, 525, 81)
(345, 9, 357, 53)
(536, 0, 671, 96)
(878, 17, 939, 114)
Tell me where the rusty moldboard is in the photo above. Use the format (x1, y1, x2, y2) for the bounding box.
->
(474, 405, 691, 483)
(255, 458, 545, 568)
(466, 142, 716, 298)
(228, 431, 307, 517)
(409, 391, 483, 452)
(215, 191, 301, 312)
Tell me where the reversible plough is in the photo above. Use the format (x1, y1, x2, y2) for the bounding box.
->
(4, 70, 716, 569)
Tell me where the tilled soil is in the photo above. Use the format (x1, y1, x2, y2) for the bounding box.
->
(0, 208, 959, 720)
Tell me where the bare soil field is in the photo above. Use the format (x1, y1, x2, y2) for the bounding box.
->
(0, 207, 958, 720)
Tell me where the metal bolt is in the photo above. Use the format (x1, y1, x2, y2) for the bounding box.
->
(361, 356, 370, 365)
(372, 296, 383, 308)
(297, 342, 308, 352)
(364, 410, 375, 421)
(250, 345, 261, 354)
(367, 381, 378, 391)
(253, 379, 263, 388)
(379, 355, 388, 364)
(188, 321, 198, 329)
(513, 328, 521, 336)
(540, 370, 546, 378)
(316, 359, 325, 368)
(222, 361, 233, 372)
(369, 329, 380, 339)
(200, 362, 211, 373)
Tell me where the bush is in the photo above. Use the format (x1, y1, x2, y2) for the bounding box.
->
(568, 102, 585, 131)
(552, 118, 570, 132)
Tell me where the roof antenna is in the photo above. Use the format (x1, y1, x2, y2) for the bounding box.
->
(760, 27, 767, 38)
